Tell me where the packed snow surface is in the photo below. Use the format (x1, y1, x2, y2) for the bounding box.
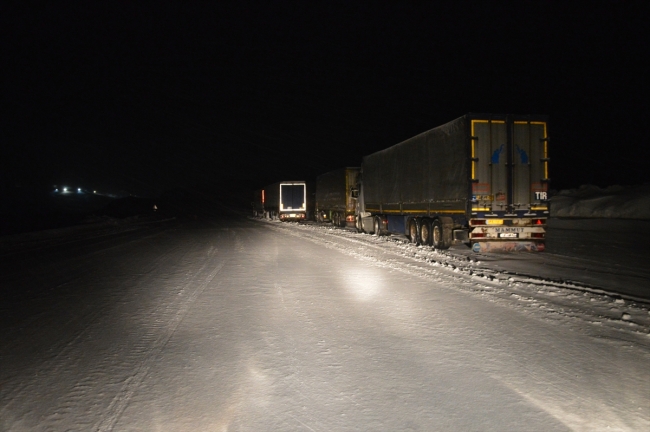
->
(0, 193, 649, 431)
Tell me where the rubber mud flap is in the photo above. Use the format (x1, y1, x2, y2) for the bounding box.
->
(440, 217, 454, 248)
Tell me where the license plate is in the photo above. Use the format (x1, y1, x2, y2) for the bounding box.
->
(486, 219, 504, 225)
(499, 232, 519, 238)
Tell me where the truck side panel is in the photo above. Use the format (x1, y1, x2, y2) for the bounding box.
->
(316, 167, 360, 226)
(363, 116, 469, 208)
(252, 189, 264, 216)
(316, 169, 347, 211)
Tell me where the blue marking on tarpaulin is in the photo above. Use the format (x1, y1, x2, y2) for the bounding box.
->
(491, 144, 504, 164)
(516, 145, 529, 164)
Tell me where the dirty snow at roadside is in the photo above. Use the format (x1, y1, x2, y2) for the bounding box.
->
(272, 220, 650, 341)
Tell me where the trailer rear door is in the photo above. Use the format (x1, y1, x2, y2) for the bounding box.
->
(280, 183, 306, 211)
(471, 119, 508, 212)
(512, 121, 549, 210)
(471, 118, 549, 213)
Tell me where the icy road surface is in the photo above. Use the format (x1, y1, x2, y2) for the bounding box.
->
(1, 215, 649, 431)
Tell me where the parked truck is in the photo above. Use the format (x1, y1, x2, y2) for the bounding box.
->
(256, 181, 308, 221)
(315, 167, 360, 227)
(356, 113, 549, 252)
(252, 189, 264, 217)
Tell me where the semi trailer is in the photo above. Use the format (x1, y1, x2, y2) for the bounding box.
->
(252, 189, 264, 217)
(315, 167, 360, 227)
(256, 181, 308, 221)
(356, 113, 549, 252)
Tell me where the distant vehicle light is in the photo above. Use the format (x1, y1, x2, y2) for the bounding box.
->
(63, 187, 68, 192)
(77, 188, 81, 192)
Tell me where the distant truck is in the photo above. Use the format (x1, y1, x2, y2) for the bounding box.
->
(256, 181, 308, 221)
(356, 113, 550, 252)
(252, 189, 264, 218)
(315, 167, 360, 227)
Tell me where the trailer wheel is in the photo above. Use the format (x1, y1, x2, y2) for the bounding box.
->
(432, 219, 451, 250)
(334, 212, 341, 227)
(373, 217, 381, 236)
(408, 219, 419, 245)
(420, 219, 432, 246)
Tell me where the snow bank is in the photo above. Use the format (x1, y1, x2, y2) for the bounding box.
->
(551, 184, 650, 219)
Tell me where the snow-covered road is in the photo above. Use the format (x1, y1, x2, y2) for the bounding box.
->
(1, 215, 649, 431)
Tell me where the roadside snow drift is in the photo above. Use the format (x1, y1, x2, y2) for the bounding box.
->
(551, 184, 650, 219)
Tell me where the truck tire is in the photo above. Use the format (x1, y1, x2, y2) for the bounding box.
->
(408, 219, 419, 245)
(432, 219, 451, 250)
(374, 217, 381, 236)
(420, 219, 432, 246)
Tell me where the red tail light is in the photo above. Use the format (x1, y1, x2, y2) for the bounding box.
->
(533, 219, 545, 225)
(470, 233, 486, 238)
(470, 219, 486, 226)
(531, 233, 545, 238)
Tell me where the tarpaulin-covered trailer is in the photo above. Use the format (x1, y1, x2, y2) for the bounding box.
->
(315, 167, 360, 227)
(357, 113, 549, 252)
(261, 181, 308, 221)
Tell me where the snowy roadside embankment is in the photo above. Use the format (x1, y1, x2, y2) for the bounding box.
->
(551, 184, 650, 219)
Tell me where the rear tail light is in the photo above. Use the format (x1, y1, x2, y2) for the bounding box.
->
(531, 233, 545, 238)
(470, 233, 486, 238)
(533, 219, 546, 225)
(346, 215, 355, 222)
(470, 219, 486, 226)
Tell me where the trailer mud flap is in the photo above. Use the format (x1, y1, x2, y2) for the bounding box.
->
(472, 241, 545, 253)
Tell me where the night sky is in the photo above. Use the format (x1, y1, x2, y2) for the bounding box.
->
(3, 1, 648, 200)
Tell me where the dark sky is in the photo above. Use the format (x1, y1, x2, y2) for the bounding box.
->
(3, 1, 648, 197)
